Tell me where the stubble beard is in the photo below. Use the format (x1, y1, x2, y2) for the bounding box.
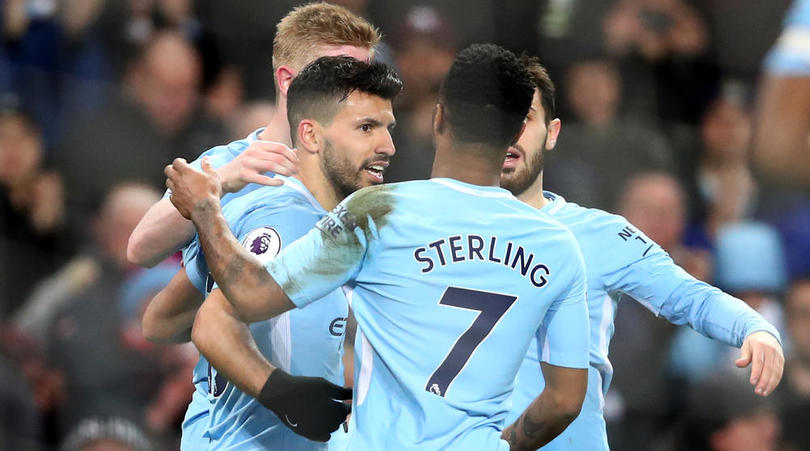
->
(501, 143, 544, 197)
(322, 138, 364, 200)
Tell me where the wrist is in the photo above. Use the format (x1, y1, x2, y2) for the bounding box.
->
(215, 166, 236, 195)
(190, 198, 222, 226)
(258, 368, 291, 411)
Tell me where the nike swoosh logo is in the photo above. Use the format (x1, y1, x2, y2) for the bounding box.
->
(285, 415, 298, 427)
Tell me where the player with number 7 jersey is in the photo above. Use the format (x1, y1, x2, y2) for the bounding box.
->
(268, 179, 590, 449)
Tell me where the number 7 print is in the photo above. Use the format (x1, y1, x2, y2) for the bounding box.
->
(426, 287, 518, 397)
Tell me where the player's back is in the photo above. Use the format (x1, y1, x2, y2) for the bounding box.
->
(336, 179, 589, 450)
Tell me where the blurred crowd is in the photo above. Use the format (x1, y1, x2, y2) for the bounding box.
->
(0, 0, 808, 450)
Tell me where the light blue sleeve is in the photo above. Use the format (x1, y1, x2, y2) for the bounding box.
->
(265, 192, 372, 308)
(183, 239, 209, 295)
(598, 216, 781, 347)
(537, 234, 590, 369)
(764, 0, 810, 75)
(163, 144, 236, 200)
(209, 198, 320, 294)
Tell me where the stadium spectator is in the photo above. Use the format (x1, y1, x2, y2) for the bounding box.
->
(602, 0, 712, 124)
(227, 101, 275, 142)
(683, 93, 757, 250)
(0, 328, 48, 450)
(679, 371, 781, 451)
(42, 184, 183, 436)
(0, 109, 73, 320)
(544, 58, 674, 211)
(57, 31, 227, 225)
(385, 5, 457, 182)
(775, 278, 810, 451)
(0, 0, 62, 145)
(61, 417, 153, 451)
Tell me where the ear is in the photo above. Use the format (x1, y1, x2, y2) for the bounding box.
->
(546, 118, 561, 151)
(510, 121, 528, 147)
(276, 66, 296, 98)
(433, 104, 445, 135)
(296, 119, 321, 154)
(710, 428, 729, 451)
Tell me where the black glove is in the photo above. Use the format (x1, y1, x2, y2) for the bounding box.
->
(258, 369, 352, 441)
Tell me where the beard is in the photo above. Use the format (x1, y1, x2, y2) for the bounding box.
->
(321, 138, 363, 199)
(500, 142, 544, 197)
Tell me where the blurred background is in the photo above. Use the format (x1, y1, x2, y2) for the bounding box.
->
(0, 0, 808, 450)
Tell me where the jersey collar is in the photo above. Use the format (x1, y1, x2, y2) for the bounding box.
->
(429, 178, 514, 198)
(540, 190, 568, 215)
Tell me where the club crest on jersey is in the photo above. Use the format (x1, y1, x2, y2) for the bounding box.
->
(241, 227, 282, 264)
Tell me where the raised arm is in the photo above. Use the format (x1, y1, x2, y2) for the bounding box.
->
(127, 141, 299, 267)
(503, 363, 588, 450)
(142, 267, 203, 343)
(193, 290, 350, 442)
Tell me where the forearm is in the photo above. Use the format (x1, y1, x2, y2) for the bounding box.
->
(504, 387, 581, 450)
(504, 363, 586, 450)
(192, 293, 276, 397)
(662, 277, 781, 347)
(142, 269, 203, 344)
(142, 303, 196, 344)
(191, 202, 288, 322)
(128, 197, 196, 267)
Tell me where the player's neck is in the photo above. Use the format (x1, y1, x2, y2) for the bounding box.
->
(516, 173, 549, 209)
(295, 157, 343, 212)
(431, 142, 502, 187)
(258, 104, 293, 147)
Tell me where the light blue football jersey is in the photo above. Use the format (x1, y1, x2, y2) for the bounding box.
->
(183, 176, 348, 450)
(265, 179, 590, 451)
(509, 192, 782, 450)
(765, 0, 810, 75)
(178, 128, 276, 450)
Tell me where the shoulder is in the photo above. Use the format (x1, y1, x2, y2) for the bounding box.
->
(225, 185, 320, 229)
(342, 184, 402, 228)
(547, 198, 632, 236)
(191, 135, 252, 168)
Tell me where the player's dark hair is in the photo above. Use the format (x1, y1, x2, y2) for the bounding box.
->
(438, 43, 534, 148)
(287, 56, 402, 140)
(519, 54, 556, 124)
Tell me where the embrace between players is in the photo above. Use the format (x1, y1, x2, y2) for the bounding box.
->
(127, 3, 785, 450)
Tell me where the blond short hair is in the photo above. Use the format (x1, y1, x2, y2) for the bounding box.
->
(273, 3, 380, 84)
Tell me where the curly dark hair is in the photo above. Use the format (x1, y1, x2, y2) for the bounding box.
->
(439, 43, 534, 147)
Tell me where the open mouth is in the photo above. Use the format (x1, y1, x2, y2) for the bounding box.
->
(503, 148, 521, 168)
(364, 162, 388, 183)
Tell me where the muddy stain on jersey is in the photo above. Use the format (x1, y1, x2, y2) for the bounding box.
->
(279, 184, 395, 297)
